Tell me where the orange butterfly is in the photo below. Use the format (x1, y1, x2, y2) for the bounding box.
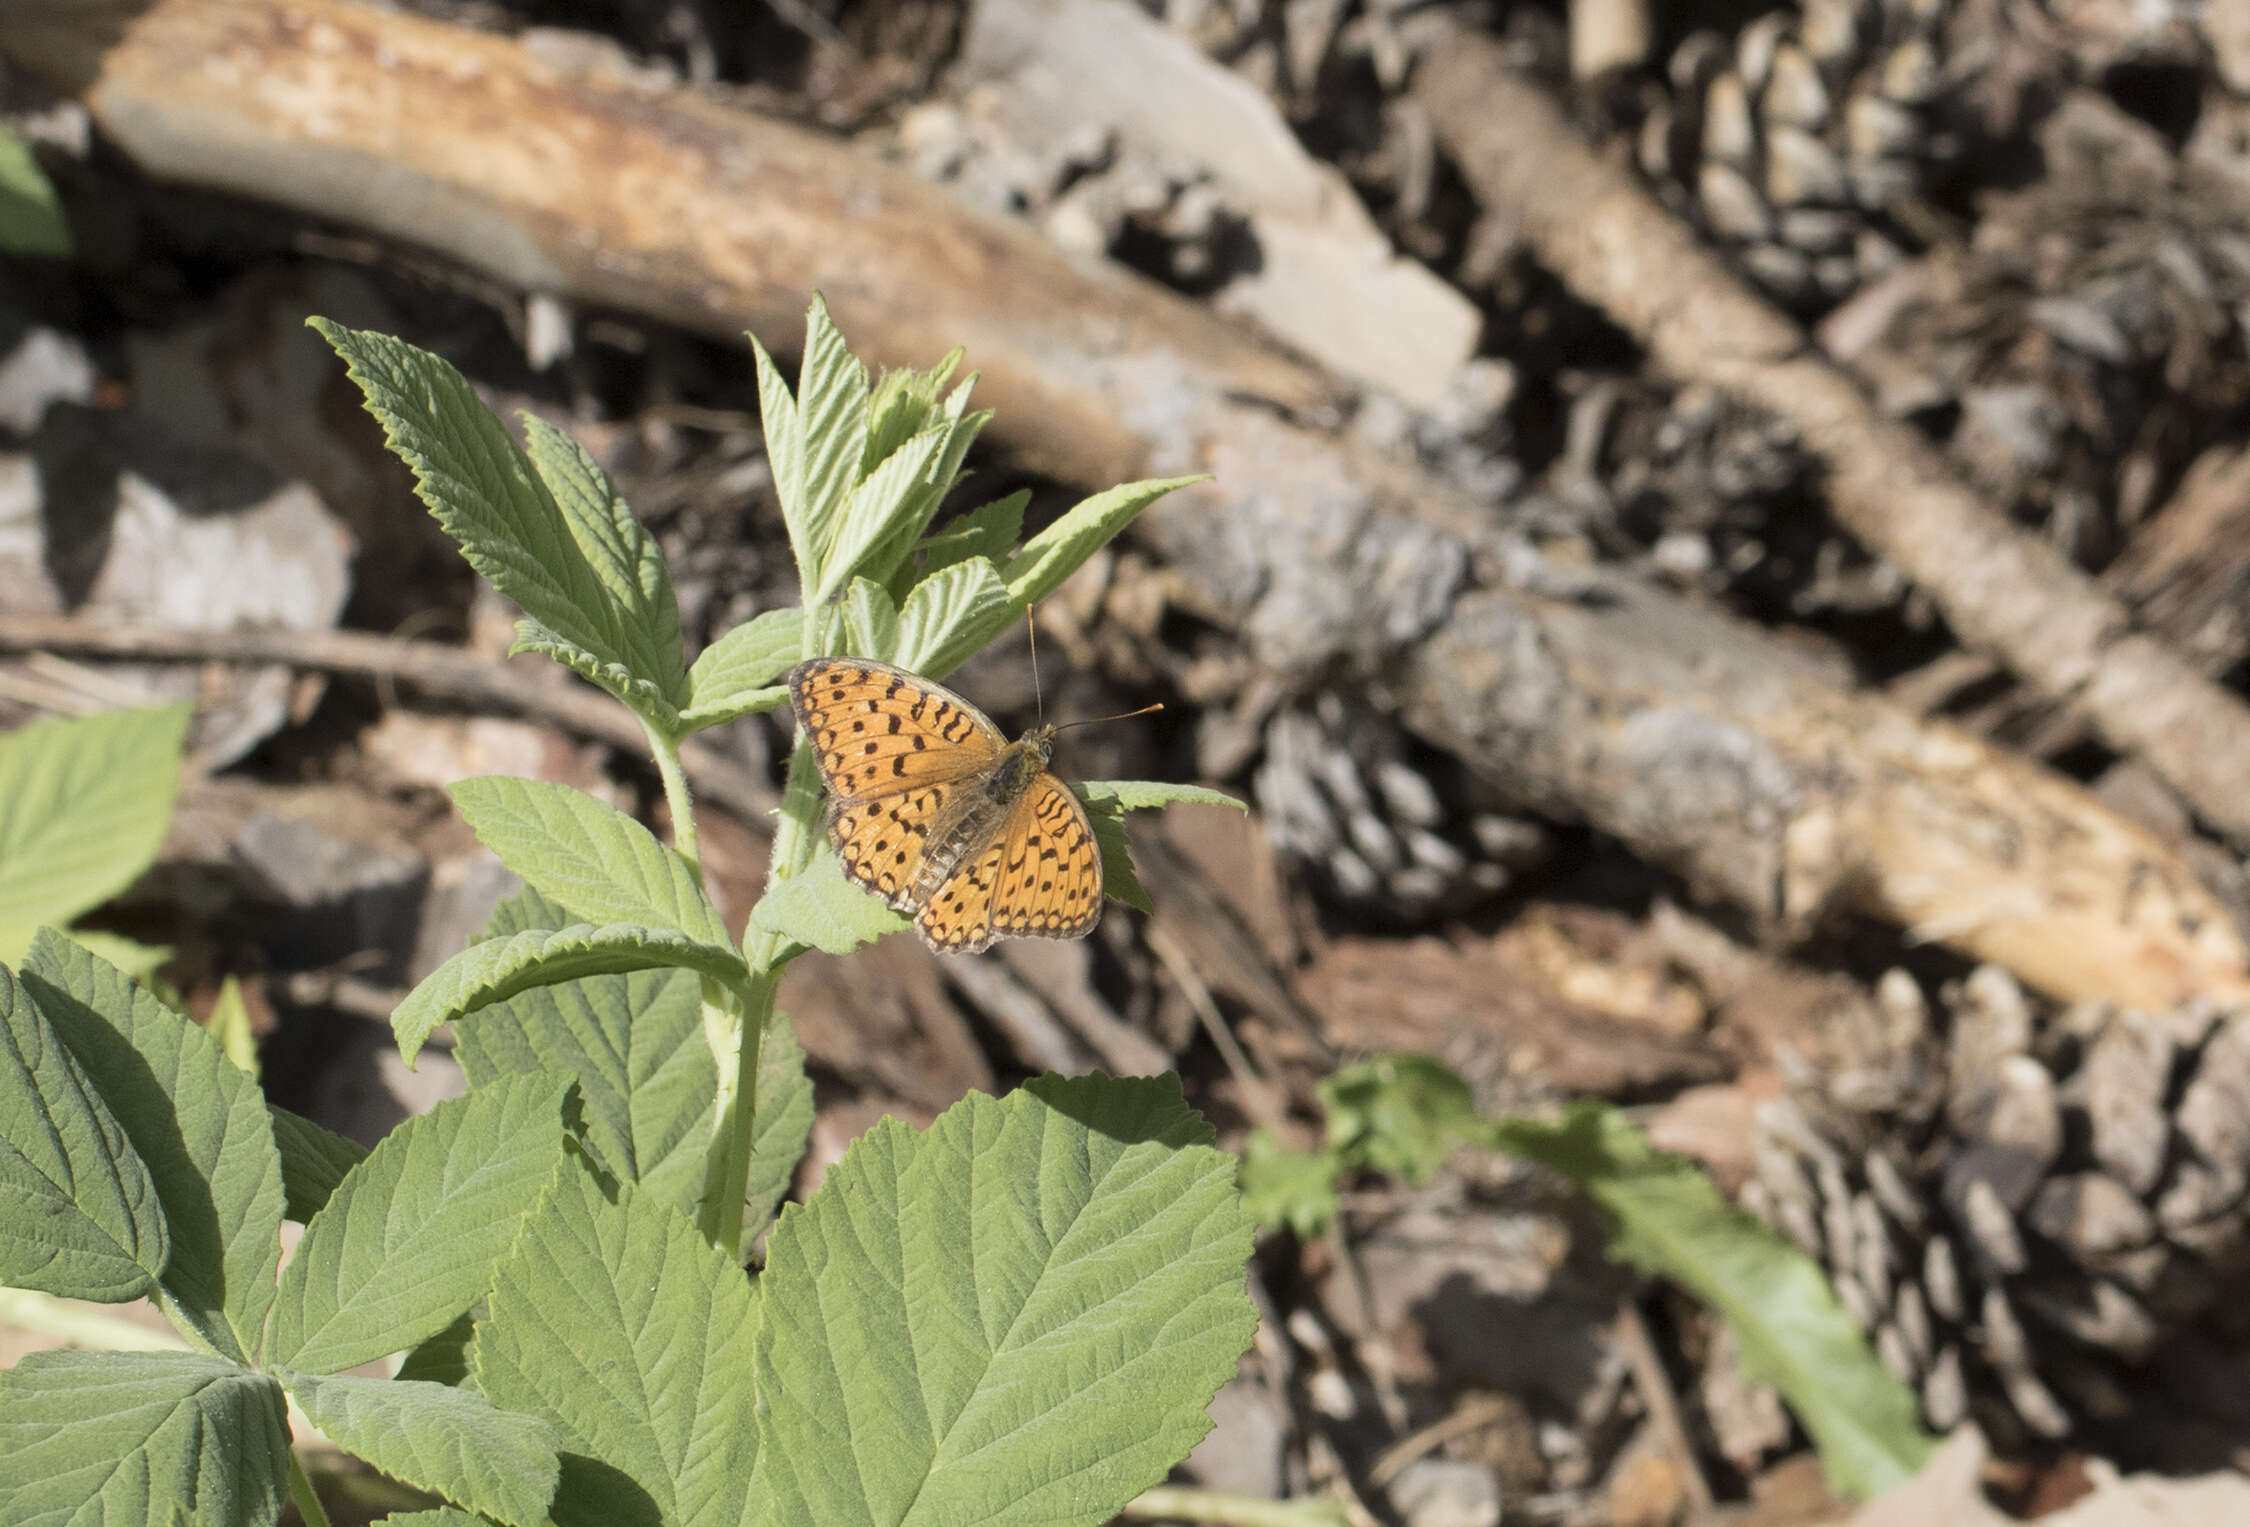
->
(787, 657, 1111, 955)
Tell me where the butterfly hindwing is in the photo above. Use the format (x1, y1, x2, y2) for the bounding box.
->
(989, 775, 1103, 940)
(916, 838, 1008, 954)
(827, 786, 963, 911)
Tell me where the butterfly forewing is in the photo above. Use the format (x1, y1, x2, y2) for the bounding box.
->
(789, 659, 1004, 800)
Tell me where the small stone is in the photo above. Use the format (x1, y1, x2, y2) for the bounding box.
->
(1389, 1458, 1501, 1527)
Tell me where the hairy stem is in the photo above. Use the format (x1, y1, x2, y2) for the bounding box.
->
(694, 969, 777, 1255)
(695, 735, 824, 1256)
(286, 1449, 334, 1527)
(644, 718, 701, 882)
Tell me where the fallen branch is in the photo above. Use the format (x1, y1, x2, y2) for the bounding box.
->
(0, 616, 775, 820)
(1399, 560, 2250, 1011)
(1413, 35, 2250, 849)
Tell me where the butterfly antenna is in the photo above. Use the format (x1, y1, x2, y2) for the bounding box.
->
(1053, 701, 1164, 734)
(1028, 605, 1045, 728)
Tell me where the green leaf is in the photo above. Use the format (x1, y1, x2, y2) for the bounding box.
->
(788, 297, 871, 594)
(1071, 782, 1242, 919)
(208, 977, 258, 1079)
(22, 932, 285, 1365)
(854, 397, 991, 592)
(0, 126, 71, 258)
(519, 412, 687, 701)
(283, 1370, 560, 1527)
(397, 1308, 477, 1387)
(743, 1010, 814, 1255)
(1003, 477, 1205, 610)
(1075, 780, 1247, 814)
(267, 1073, 571, 1374)
(754, 1073, 1257, 1527)
(750, 333, 808, 588)
(0, 706, 188, 960)
(682, 608, 802, 731)
(749, 843, 908, 957)
(450, 778, 732, 951)
(1236, 1129, 1340, 1239)
(0, 1350, 289, 1527)
(1321, 1054, 1481, 1185)
(842, 578, 901, 665)
(0, 963, 168, 1302)
(394, 922, 749, 1068)
(510, 620, 678, 731)
(813, 426, 953, 605)
(60, 930, 171, 981)
(456, 892, 715, 1215)
(861, 349, 964, 477)
(267, 1105, 367, 1224)
(309, 320, 684, 723)
(894, 557, 1014, 680)
(1077, 795, 1151, 916)
(1491, 1102, 1938, 1501)
(375, 1513, 493, 1527)
(471, 1158, 758, 1527)
(916, 491, 1027, 581)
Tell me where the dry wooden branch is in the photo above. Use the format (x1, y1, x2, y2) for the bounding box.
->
(1, 0, 1334, 492)
(15, 0, 2248, 1009)
(1400, 562, 2250, 1011)
(1413, 35, 2250, 850)
(0, 615, 776, 820)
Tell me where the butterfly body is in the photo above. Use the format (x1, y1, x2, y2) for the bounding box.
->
(787, 659, 1102, 955)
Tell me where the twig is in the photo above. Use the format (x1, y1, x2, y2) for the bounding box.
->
(1122, 1488, 1350, 1527)
(1610, 1300, 1717, 1519)
(1414, 35, 2250, 850)
(1146, 922, 1287, 1129)
(0, 615, 776, 821)
(1366, 1392, 1522, 1488)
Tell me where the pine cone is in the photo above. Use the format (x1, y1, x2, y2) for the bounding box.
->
(1742, 965, 2250, 1445)
(1844, 94, 2250, 570)
(1255, 694, 1550, 921)
(1636, 0, 1955, 310)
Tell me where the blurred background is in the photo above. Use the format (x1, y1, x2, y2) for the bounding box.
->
(8, 0, 2250, 1521)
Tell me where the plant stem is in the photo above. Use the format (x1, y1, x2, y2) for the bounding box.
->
(286, 1449, 334, 1527)
(1121, 1487, 1351, 1527)
(644, 718, 701, 881)
(694, 967, 776, 1255)
(694, 735, 825, 1256)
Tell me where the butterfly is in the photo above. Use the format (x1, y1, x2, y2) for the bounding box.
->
(786, 657, 1109, 955)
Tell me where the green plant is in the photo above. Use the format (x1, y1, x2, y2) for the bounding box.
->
(1239, 1056, 1939, 1502)
(0, 125, 71, 259)
(0, 703, 188, 976)
(0, 301, 1257, 1526)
